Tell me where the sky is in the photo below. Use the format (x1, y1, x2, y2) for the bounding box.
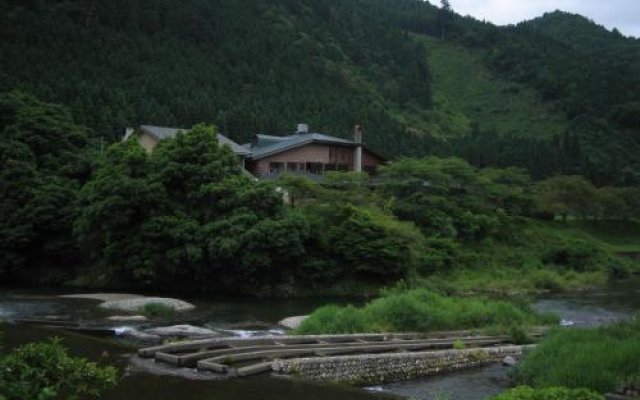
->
(448, 0, 640, 38)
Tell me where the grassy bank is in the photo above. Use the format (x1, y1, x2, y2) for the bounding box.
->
(512, 318, 640, 393)
(417, 220, 639, 296)
(296, 288, 557, 336)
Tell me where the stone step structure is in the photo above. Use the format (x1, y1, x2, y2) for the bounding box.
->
(138, 330, 545, 383)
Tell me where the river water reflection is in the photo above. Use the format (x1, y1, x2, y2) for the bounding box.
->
(1, 280, 638, 400)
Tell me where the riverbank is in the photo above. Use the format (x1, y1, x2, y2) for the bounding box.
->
(2, 283, 640, 400)
(50, 220, 640, 299)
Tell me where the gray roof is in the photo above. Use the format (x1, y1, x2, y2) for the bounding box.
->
(248, 133, 355, 160)
(139, 125, 251, 156)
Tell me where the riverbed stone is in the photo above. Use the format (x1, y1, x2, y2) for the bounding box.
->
(121, 329, 163, 344)
(502, 356, 517, 367)
(98, 297, 195, 313)
(145, 325, 219, 338)
(60, 293, 145, 302)
(278, 315, 309, 330)
(106, 315, 148, 322)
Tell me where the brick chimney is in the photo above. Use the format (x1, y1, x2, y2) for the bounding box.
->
(353, 125, 363, 172)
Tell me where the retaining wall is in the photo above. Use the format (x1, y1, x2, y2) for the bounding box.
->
(272, 345, 534, 385)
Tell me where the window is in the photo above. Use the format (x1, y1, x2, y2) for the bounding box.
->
(269, 162, 285, 174)
(287, 162, 304, 172)
(306, 162, 323, 175)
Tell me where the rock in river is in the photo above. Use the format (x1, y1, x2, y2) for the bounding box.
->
(145, 325, 219, 338)
(99, 297, 195, 313)
(502, 356, 517, 367)
(278, 315, 309, 330)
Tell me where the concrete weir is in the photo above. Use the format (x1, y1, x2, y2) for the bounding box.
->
(272, 345, 533, 385)
(138, 331, 541, 384)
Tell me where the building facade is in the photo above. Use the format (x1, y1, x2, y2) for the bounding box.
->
(125, 124, 385, 179)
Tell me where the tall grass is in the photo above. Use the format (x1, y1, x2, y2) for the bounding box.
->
(138, 303, 176, 318)
(512, 318, 640, 393)
(296, 289, 557, 335)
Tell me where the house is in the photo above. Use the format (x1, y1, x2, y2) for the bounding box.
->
(245, 124, 386, 179)
(124, 124, 252, 165)
(124, 123, 385, 178)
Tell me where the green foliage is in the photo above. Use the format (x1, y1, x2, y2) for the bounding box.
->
(512, 318, 640, 393)
(380, 157, 530, 240)
(0, 91, 90, 280)
(0, 338, 117, 400)
(492, 386, 604, 400)
(296, 288, 556, 335)
(452, 339, 466, 350)
(542, 239, 609, 272)
(325, 205, 423, 280)
(535, 176, 596, 220)
(421, 35, 566, 140)
(0, 0, 435, 156)
(74, 124, 310, 289)
(139, 303, 176, 319)
(2, 1, 640, 183)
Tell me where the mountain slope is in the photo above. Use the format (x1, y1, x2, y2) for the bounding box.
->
(1, 0, 639, 184)
(0, 0, 436, 156)
(421, 35, 567, 139)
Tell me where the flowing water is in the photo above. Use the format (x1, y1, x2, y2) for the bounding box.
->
(1, 280, 638, 400)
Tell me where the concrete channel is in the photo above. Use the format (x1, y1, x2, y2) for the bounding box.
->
(138, 330, 546, 379)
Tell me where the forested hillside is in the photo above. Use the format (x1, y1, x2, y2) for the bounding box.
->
(1, 0, 640, 183)
(0, 0, 436, 156)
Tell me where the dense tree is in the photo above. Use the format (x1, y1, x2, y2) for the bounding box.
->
(438, 0, 453, 40)
(378, 157, 534, 241)
(535, 176, 596, 220)
(74, 125, 309, 290)
(0, 92, 91, 281)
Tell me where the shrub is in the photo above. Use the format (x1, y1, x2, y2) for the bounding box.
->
(542, 239, 604, 272)
(139, 302, 176, 318)
(492, 386, 604, 400)
(508, 325, 532, 345)
(512, 319, 640, 393)
(453, 339, 466, 350)
(296, 289, 556, 334)
(0, 338, 117, 400)
(530, 269, 565, 291)
(304, 204, 424, 281)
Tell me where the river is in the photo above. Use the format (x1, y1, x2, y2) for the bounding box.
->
(1, 281, 638, 400)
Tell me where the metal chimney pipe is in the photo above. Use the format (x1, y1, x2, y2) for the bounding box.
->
(296, 123, 309, 134)
(353, 125, 363, 173)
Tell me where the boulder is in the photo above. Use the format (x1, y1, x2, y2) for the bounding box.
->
(98, 297, 195, 313)
(121, 329, 163, 344)
(278, 315, 309, 330)
(502, 356, 517, 367)
(60, 293, 144, 302)
(145, 325, 219, 338)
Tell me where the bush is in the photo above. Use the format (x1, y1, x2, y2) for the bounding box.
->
(302, 204, 424, 282)
(296, 289, 556, 335)
(542, 239, 604, 272)
(0, 338, 117, 400)
(139, 303, 176, 318)
(530, 269, 565, 291)
(492, 386, 604, 400)
(512, 318, 640, 393)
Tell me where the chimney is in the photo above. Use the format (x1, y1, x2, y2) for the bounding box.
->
(353, 125, 363, 173)
(296, 123, 309, 134)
